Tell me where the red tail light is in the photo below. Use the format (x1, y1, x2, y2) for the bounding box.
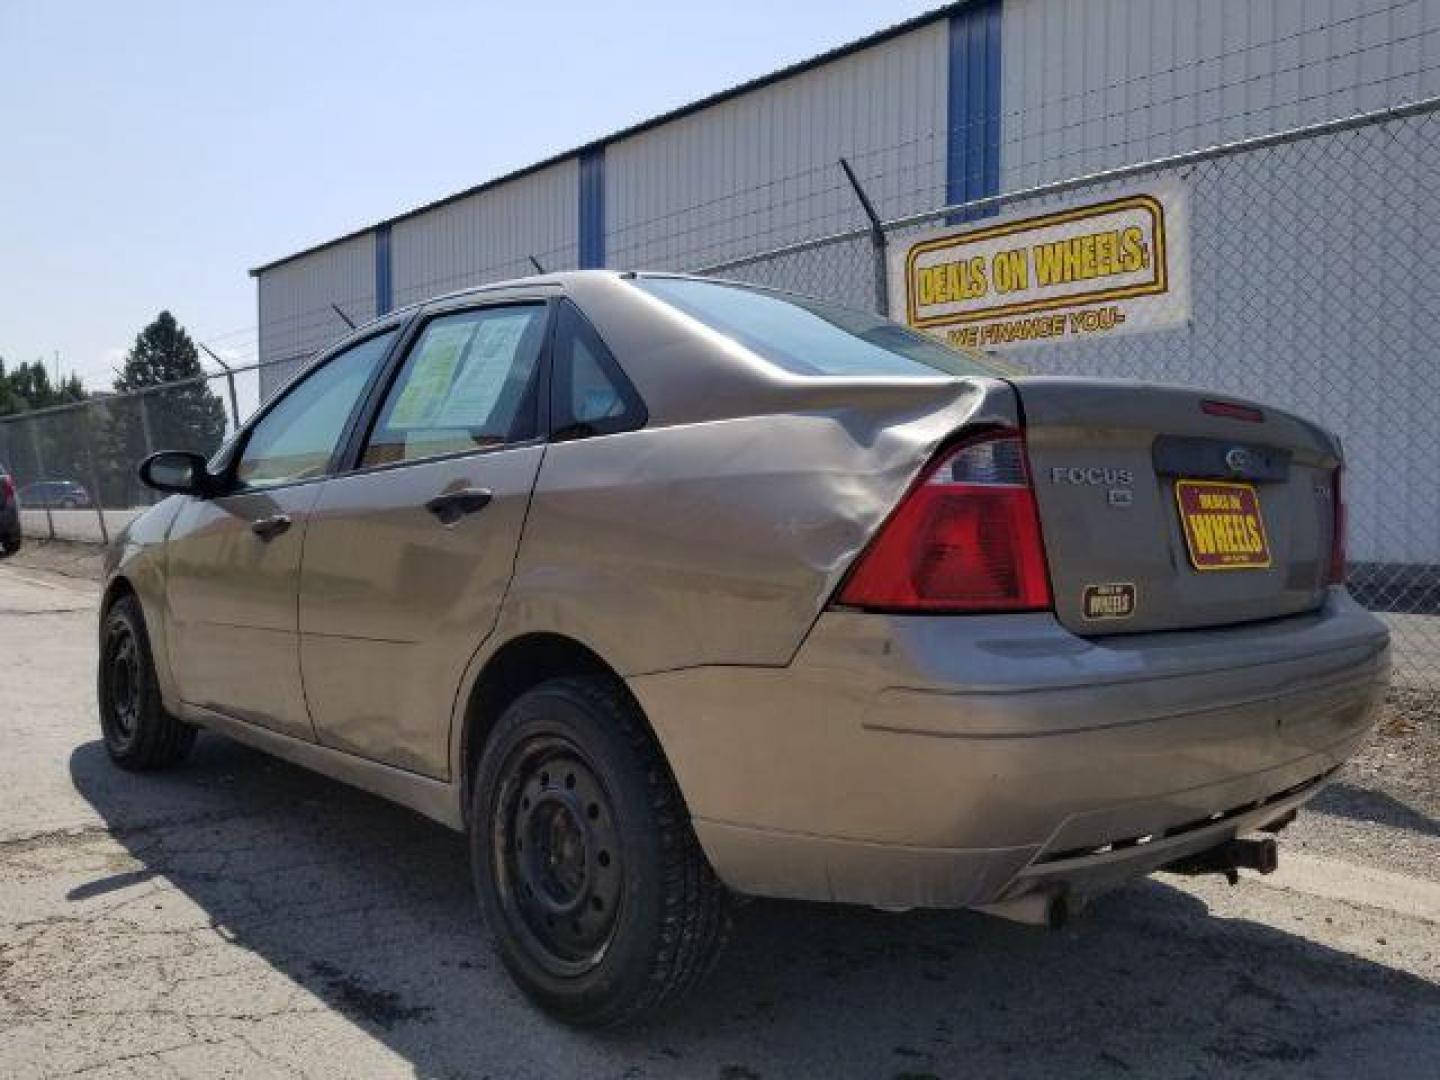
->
(0, 474, 13, 505)
(835, 430, 1052, 612)
(1328, 465, 1346, 586)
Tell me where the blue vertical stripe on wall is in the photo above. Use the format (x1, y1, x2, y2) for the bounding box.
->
(579, 148, 606, 268)
(947, 0, 1002, 220)
(374, 223, 393, 315)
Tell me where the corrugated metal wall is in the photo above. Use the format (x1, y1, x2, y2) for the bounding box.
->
(1000, 0, 1440, 190)
(993, 0, 1440, 563)
(993, 114, 1440, 564)
(257, 232, 375, 394)
(390, 159, 579, 309)
(255, 0, 1440, 419)
(605, 20, 951, 271)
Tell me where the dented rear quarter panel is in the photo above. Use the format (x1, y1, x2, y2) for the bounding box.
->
(499, 382, 1018, 675)
(492, 303, 1019, 673)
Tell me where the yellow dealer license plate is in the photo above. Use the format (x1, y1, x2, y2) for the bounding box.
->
(1175, 480, 1272, 571)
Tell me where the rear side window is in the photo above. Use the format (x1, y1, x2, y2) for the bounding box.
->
(361, 304, 547, 467)
(632, 276, 1000, 379)
(550, 301, 646, 440)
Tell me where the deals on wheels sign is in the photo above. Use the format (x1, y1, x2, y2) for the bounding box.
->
(891, 182, 1190, 351)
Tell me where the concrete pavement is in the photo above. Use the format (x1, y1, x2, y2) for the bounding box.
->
(1, 566, 1437, 1079)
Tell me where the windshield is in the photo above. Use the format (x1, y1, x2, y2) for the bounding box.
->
(632, 276, 1001, 379)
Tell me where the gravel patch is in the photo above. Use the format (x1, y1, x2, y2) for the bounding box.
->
(2, 538, 104, 582)
(1291, 687, 1440, 883)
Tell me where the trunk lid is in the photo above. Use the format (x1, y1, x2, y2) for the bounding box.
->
(1011, 377, 1342, 635)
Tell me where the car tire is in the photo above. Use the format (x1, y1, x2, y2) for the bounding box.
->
(0, 536, 18, 557)
(98, 595, 196, 770)
(470, 675, 730, 1028)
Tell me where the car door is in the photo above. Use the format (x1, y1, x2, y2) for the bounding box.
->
(164, 328, 399, 738)
(298, 299, 551, 777)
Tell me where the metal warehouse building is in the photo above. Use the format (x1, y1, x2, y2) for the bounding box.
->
(251, 0, 1440, 609)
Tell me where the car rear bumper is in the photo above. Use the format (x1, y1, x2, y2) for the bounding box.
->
(630, 590, 1389, 910)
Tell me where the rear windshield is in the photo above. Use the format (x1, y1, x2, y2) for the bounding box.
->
(631, 276, 1000, 379)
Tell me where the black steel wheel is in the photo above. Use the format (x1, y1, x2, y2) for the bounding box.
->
(471, 675, 730, 1027)
(98, 594, 195, 770)
(493, 736, 624, 976)
(104, 620, 142, 742)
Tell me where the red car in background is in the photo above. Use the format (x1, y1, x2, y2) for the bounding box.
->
(0, 465, 20, 555)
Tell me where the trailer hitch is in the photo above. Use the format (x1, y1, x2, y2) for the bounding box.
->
(1164, 837, 1279, 885)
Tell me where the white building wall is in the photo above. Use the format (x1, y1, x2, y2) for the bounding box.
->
(995, 0, 1440, 564)
(998, 101, 1439, 564)
(390, 160, 579, 309)
(257, 232, 375, 397)
(605, 21, 951, 271)
(1000, 0, 1440, 190)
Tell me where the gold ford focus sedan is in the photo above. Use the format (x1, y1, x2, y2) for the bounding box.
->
(98, 271, 1389, 1026)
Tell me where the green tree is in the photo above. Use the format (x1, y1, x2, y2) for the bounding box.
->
(100, 312, 229, 506)
(0, 359, 16, 417)
(113, 311, 228, 454)
(0, 358, 85, 415)
(0, 357, 89, 490)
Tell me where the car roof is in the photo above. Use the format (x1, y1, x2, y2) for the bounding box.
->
(309, 270, 980, 429)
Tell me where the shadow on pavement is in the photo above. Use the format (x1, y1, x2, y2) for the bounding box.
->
(69, 734, 1440, 1079)
(1312, 781, 1440, 839)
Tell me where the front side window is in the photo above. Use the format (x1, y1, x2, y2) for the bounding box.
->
(631, 275, 1002, 379)
(236, 330, 396, 488)
(361, 304, 547, 467)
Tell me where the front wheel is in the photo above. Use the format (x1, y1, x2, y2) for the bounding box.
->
(470, 676, 730, 1027)
(98, 595, 195, 770)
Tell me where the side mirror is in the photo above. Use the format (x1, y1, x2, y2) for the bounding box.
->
(138, 451, 214, 497)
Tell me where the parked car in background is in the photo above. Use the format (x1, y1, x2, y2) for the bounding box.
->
(18, 478, 92, 509)
(97, 271, 1389, 1027)
(0, 464, 20, 555)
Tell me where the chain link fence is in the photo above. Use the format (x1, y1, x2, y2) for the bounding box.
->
(2, 97, 1435, 691)
(0, 360, 285, 546)
(699, 98, 1440, 690)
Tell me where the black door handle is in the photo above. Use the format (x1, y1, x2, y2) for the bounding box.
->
(251, 513, 292, 540)
(426, 487, 493, 525)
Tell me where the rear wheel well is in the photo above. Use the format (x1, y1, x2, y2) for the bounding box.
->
(461, 634, 635, 825)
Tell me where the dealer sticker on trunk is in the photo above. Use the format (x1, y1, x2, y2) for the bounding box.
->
(1175, 480, 1272, 570)
(1083, 583, 1136, 620)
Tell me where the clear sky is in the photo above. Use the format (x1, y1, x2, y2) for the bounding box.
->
(0, 0, 938, 389)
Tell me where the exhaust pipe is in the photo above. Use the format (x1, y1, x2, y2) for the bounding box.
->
(973, 889, 1073, 929)
(1165, 837, 1278, 883)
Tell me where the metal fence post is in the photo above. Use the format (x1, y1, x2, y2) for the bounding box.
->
(838, 157, 889, 316)
(25, 419, 56, 541)
(81, 406, 110, 547)
(222, 371, 239, 435)
(199, 343, 243, 434)
(138, 393, 156, 506)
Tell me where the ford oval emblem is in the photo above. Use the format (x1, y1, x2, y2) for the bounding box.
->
(1225, 447, 1253, 474)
